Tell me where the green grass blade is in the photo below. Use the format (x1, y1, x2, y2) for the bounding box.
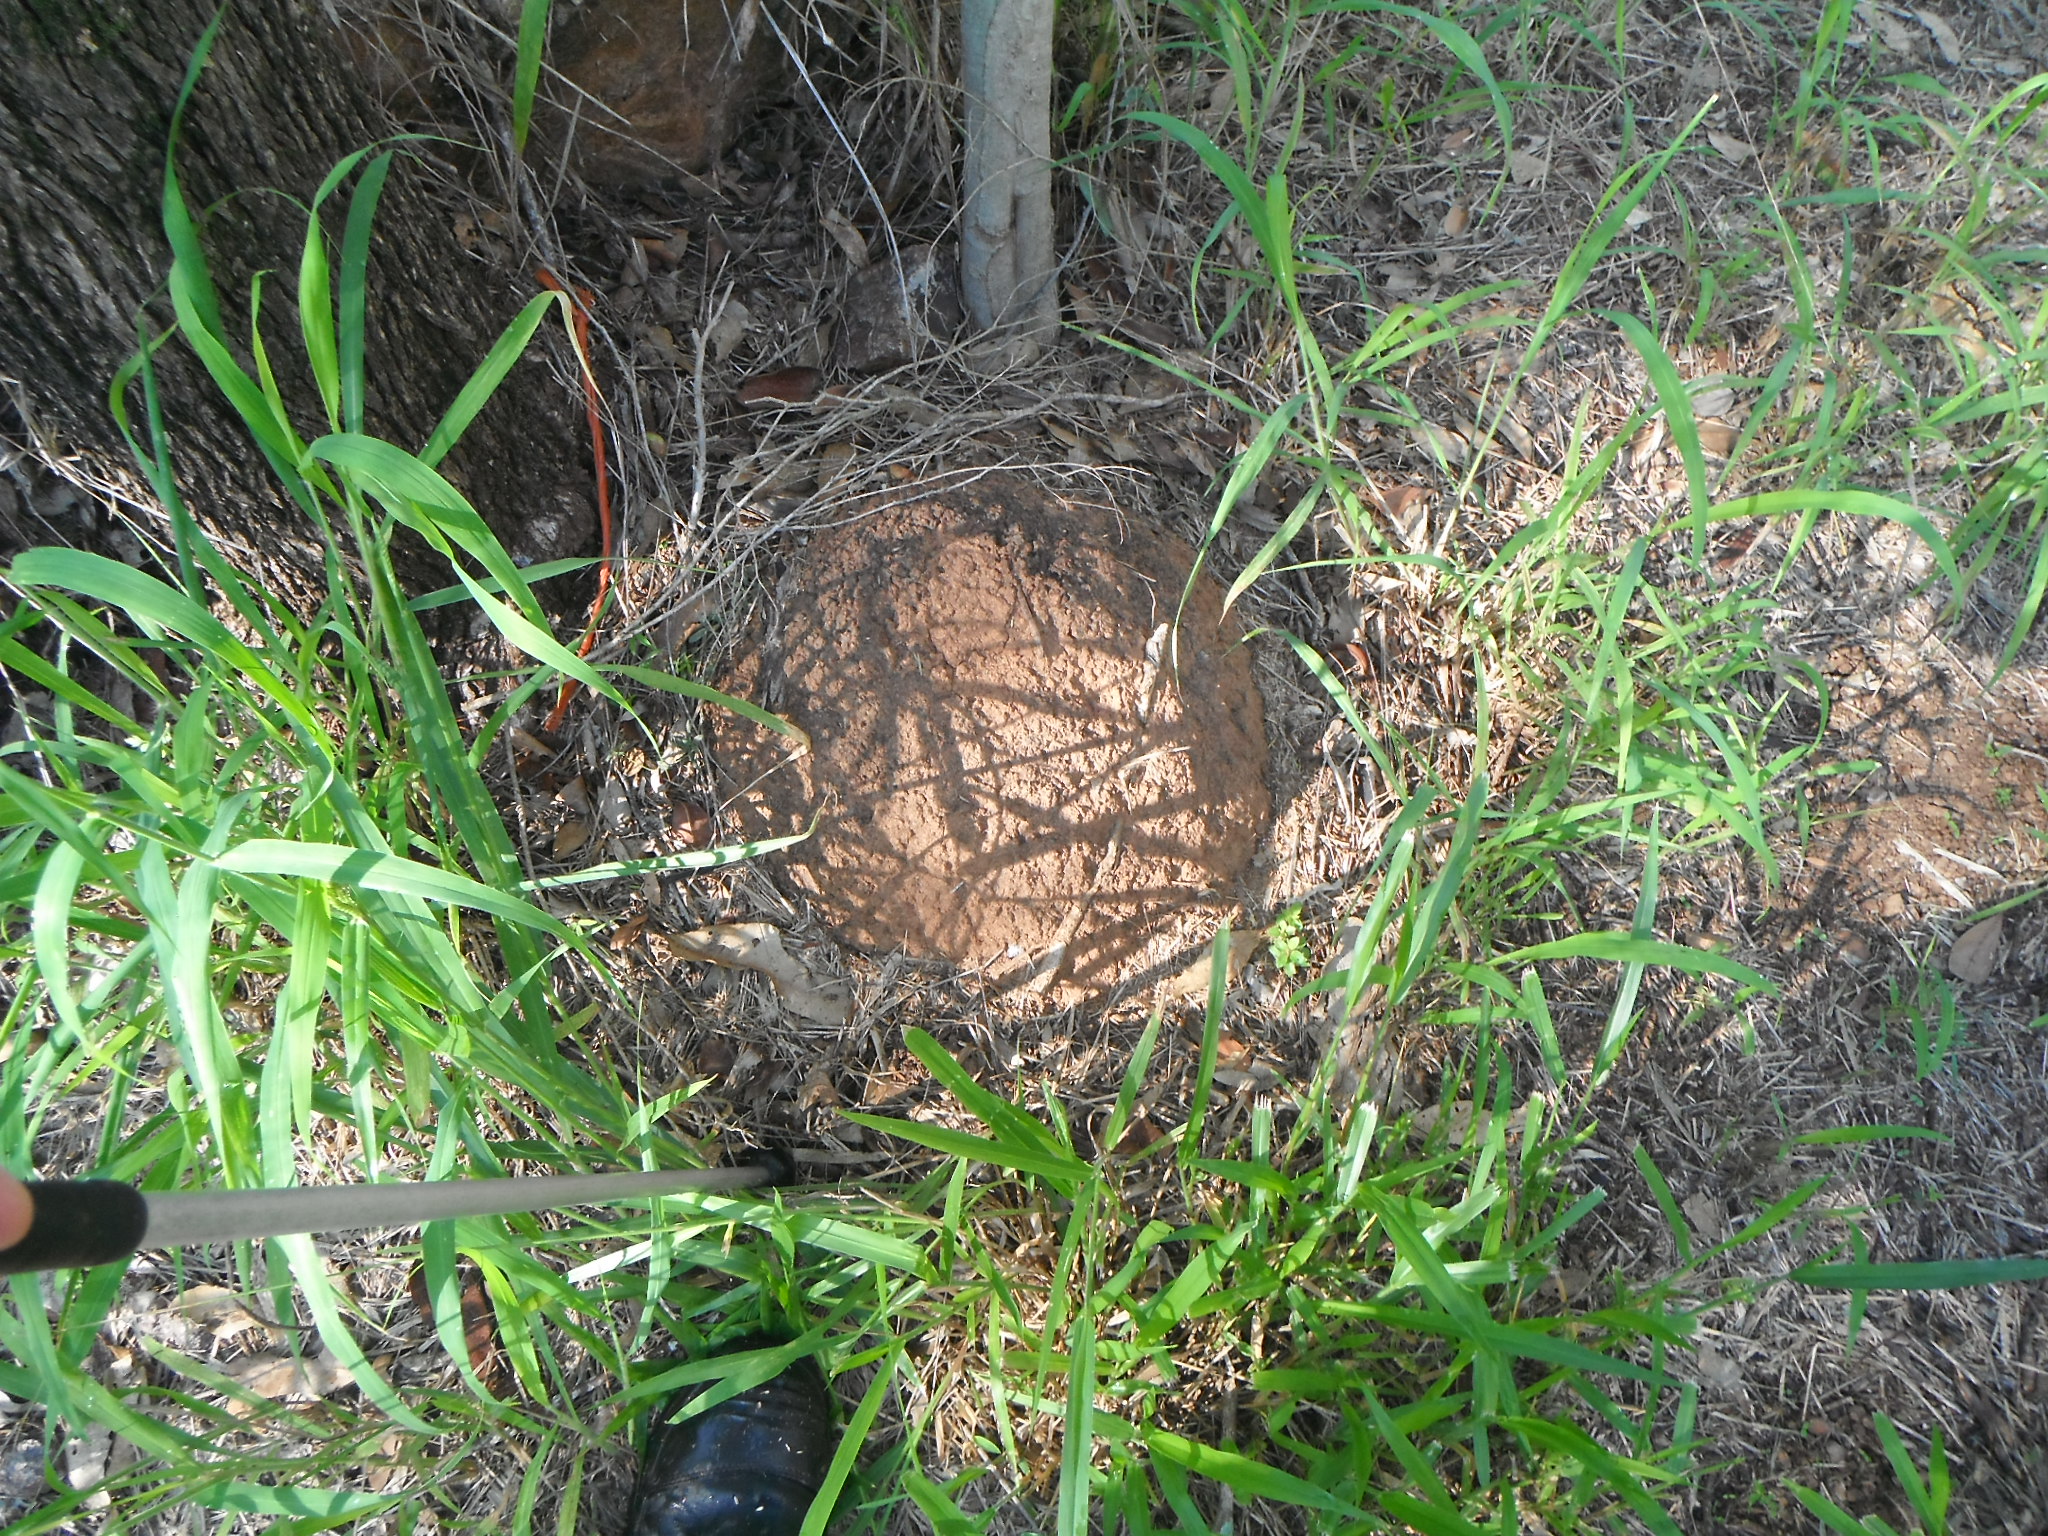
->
(512, 0, 552, 153)
(338, 151, 395, 434)
(421, 292, 559, 467)
(1792, 1256, 2048, 1290)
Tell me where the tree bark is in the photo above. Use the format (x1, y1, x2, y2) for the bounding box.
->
(0, 0, 586, 598)
(959, 0, 1058, 349)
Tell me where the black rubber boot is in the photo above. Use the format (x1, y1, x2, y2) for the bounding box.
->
(623, 1342, 837, 1536)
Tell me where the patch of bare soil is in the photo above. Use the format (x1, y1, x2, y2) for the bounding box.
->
(720, 470, 1271, 998)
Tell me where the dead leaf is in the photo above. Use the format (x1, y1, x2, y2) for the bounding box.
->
(1629, 416, 1667, 471)
(1409, 419, 1469, 465)
(170, 1285, 271, 1343)
(1215, 1034, 1254, 1071)
(1408, 1100, 1478, 1145)
(737, 366, 823, 408)
(819, 207, 869, 266)
(1494, 409, 1537, 461)
(639, 324, 686, 367)
(1112, 1114, 1164, 1156)
(406, 1265, 506, 1393)
(1159, 928, 1264, 1002)
(557, 776, 593, 817)
(1696, 417, 1739, 458)
(1041, 416, 1099, 462)
(1870, 5, 1921, 51)
(1708, 130, 1757, 163)
(705, 299, 750, 363)
(1442, 203, 1472, 238)
(665, 922, 853, 1025)
(695, 1036, 738, 1079)
(1946, 913, 2005, 984)
(609, 914, 651, 953)
(508, 725, 554, 766)
(672, 800, 712, 848)
(552, 818, 593, 858)
(1692, 1339, 1744, 1392)
(1681, 1193, 1727, 1242)
(1379, 483, 1432, 549)
(1914, 9, 1962, 64)
(1105, 428, 1147, 464)
(1691, 384, 1736, 419)
(637, 229, 690, 269)
(224, 1350, 350, 1403)
(597, 777, 632, 831)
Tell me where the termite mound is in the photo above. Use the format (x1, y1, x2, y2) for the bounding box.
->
(722, 473, 1272, 1000)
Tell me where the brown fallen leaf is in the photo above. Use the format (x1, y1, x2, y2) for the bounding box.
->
(819, 206, 869, 266)
(1629, 416, 1667, 471)
(1442, 202, 1472, 238)
(671, 800, 713, 848)
(1112, 1114, 1165, 1157)
(1379, 483, 1433, 549)
(665, 922, 854, 1026)
(1914, 8, 1962, 65)
(1681, 1192, 1727, 1242)
(637, 228, 691, 269)
(1696, 417, 1739, 458)
(1159, 928, 1265, 1002)
(798, 1068, 842, 1110)
(1408, 1099, 1478, 1145)
(170, 1284, 273, 1345)
(1708, 129, 1757, 163)
(695, 1035, 738, 1078)
(639, 324, 686, 367)
(406, 1264, 507, 1394)
(508, 725, 554, 764)
(609, 913, 651, 953)
(704, 299, 750, 363)
(1947, 913, 2005, 984)
(1690, 384, 1737, 418)
(552, 818, 593, 859)
(738, 366, 823, 408)
(224, 1349, 351, 1403)
(1409, 419, 1469, 465)
(557, 775, 593, 817)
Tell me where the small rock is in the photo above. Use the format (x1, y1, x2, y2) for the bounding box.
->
(835, 245, 963, 373)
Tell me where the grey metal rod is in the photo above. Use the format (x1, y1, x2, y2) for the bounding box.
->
(139, 1165, 775, 1248)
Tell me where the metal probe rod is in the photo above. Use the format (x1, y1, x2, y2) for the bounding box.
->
(0, 1161, 784, 1276)
(142, 1164, 777, 1247)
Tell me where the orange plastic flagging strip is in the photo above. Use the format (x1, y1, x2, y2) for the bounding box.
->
(537, 267, 614, 735)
